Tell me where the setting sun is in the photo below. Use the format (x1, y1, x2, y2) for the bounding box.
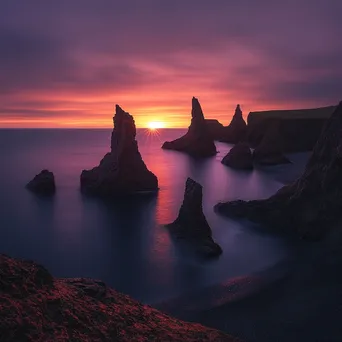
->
(147, 121, 165, 130)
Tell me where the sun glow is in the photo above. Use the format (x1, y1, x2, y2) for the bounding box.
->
(147, 121, 165, 130)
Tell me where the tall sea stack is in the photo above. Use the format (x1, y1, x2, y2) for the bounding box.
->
(162, 97, 217, 157)
(166, 178, 222, 257)
(80, 105, 158, 196)
(215, 101, 342, 240)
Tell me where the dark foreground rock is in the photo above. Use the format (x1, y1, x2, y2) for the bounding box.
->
(80, 105, 158, 196)
(162, 97, 217, 158)
(221, 143, 253, 170)
(26, 169, 56, 195)
(215, 101, 342, 240)
(247, 105, 336, 151)
(0, 254, 239, 342)
(166, 178, 222, 257)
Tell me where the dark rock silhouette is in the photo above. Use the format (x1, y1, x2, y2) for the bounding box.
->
(80, 105, 158, 196)
(253, 121, 291, 166)
(26, 169, 56, 195)
(219, 105, 247, 143)
(205, 105, 247, 143)
(247, 105, 336, 151)
(205, 119, 225, 139)
(221, 143, 253, 170)
(215, 101, 342, 240)
(166, 178, 222, 257)
(162, 97, 217, 157)
(0, 254, 239, 341)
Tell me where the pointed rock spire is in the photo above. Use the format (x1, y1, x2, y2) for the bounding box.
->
(166, 178, 222, 257)
(80, 105, 158, 196)
(162, 97, 217, 157)
(217, 104, 247, 144)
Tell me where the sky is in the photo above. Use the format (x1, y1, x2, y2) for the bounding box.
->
(0, 0, 342, 128)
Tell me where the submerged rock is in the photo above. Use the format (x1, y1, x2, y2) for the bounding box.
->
(26, 169, 56, 195)
(162, 97, 217, 157)
(222, 143, 253, 170)
(80, 105, 158, 196)
(166, 178, 222, 257)
(219, 105, 247, 144)
(0, 254, 239, 341)
(215, 101, 342, 240)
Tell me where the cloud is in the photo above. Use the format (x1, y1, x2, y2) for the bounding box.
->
(0, 0, 341, 126)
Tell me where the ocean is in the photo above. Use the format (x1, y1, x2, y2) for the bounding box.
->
(0, 128, 294, 305)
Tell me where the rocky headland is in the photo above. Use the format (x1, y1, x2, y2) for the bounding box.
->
(80, 105, 158, 196)
(215, 101, 342, 240)
(166, 178, 222, 258)
(0, 254, 240, 342)
(162, 98, 217, 157)
(247, 105, 336, 151)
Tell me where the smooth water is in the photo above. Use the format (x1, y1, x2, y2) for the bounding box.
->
(0, 129, 290, 304)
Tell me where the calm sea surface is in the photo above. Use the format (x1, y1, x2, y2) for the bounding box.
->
(0, 129, 291, 304)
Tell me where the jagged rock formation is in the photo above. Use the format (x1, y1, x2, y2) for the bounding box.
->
(0, 254, 239, 342)
(205, 105, 248, 144)
(247, 105, 336, 151)
(215, 101, 342, 240)
(222, 143, 253, 170)
(162, 97, 217, 157)
(80, 105, 158, 196)
(253, 121, 291, 166)
(166, 178, 222, 257)
(219, 105, 247, 144)
(26, 169, 56, 195)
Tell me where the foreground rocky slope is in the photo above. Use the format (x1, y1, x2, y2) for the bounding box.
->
(80, 105, 158, 196)
(166, 178, 222, 257)
(215, 101, 342, 239)
(162, 97, 217, 157)
(0, 254, 239, 342)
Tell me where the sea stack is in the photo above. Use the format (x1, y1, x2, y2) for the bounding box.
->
(162, 97, 217, 157)
(253, 121, 291, 166)
(80, 105, 158, 196)
(26, 169, 56, 195)
(166, 178, 222, 257)
(0, 254, 237, 341)
(219, 104, 247, 144)
(221, 142, 253, 170)
(215, 101, 342, 240)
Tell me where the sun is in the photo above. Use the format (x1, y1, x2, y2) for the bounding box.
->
(147, 121, 165, 130)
